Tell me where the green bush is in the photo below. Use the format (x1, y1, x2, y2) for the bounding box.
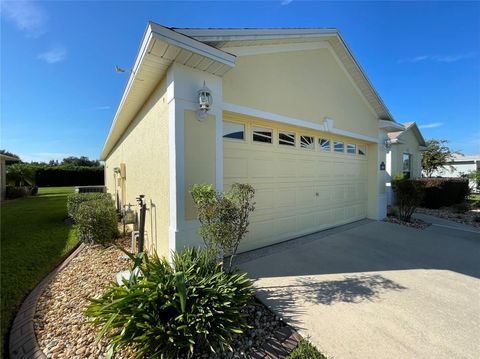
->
(85, 247, 253, 358)
(190, 183, 255, 271)
(392, 179, 425, 222)
(5, 186, 30, 199)
(287, 339, 327, 359)
(76, 199, 118, 245)
(66, 192, 112, 220)
(414, 178, 469, 209)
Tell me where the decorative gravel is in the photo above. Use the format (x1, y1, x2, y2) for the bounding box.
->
(416, 207, 480, 228)
(384, 216, 431, 229)
(34, 238, 286, 359)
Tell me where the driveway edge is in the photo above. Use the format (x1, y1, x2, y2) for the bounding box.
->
(9, 243, 85, 359)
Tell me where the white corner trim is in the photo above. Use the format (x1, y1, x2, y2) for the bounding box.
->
(223, 102, 379, 143)
(221, 41, 329, 56)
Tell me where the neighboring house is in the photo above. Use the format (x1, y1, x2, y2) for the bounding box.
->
(432, 154, 480, 191)
(0, 154, 20, 201)
(385, 122, 426, 205)
(100, 23, 406, 256)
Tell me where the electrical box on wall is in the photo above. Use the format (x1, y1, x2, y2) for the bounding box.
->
(120, 163, 126, 179)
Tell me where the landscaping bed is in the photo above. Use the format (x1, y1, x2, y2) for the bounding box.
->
(384, 215, 431, 229)
(33, 237, 300, 358)
(416, 206, 480, 228)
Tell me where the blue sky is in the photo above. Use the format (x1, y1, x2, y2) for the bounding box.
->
(1, 1, 479, 162)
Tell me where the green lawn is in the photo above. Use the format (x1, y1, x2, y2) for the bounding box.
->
(1, 187, 78, 356)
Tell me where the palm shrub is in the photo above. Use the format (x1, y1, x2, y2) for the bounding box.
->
(67, 192, 112, 220)
(190, 183, 255, 271)
(76, 199, 118, 245)
(85, 247, 253, 358)
(391, 179, 425, 222)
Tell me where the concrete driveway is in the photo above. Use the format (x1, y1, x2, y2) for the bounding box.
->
(238, 217, 480, 359)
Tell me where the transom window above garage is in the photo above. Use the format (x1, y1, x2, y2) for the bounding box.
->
(319, 138, 330, 151)
(334, 141, 344, 153)
(347, 143, 356, 154)
(279, 131, 295, 146)
(300, 135, 315, 149)
(252, 127, 273, 143)
(223, 121, 245, 140)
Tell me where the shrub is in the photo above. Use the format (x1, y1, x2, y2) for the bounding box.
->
(190, 183, 255, 272)
(287, 339, 326, 359)
(76, 199, 118, 245)
(5, 186, 30, 199)
(85, 247, 253, 358)
(451, 202, 470, 214)
(66, 192, 112, 220)
(414, 178, 469, 209)
(391, 179, 425, 222)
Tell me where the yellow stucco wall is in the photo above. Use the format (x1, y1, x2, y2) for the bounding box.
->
(391, 129, 422, 178)
(104, 77, 170, 257)
(184, 110, 216, 220)
(223, 48, 378, 138)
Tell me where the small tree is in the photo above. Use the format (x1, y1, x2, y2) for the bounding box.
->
(190, 183, 255, 272)
(5, 163, 35, 186)
(392, 179, 425, 222)
(421, 139, 459, 177)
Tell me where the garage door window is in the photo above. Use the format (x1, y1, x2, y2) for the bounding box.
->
(358, 145, 366, 156)
(279, 131, 295, 147)
(300, 135, 315, 149)
(223, 121, 245, 140)
(347, 143, 356, 154)
(253, 127, 272, 144)
(334, 141, 344, 153)
(319, 138, 330, 151)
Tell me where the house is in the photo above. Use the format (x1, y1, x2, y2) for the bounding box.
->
(100, 23, 406, 256)
(0, 153, 20, 201)
(432, 154, 480, 191)
(385, 122, 426, 205)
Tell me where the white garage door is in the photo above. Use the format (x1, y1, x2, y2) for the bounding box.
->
(223, 118, 368, 252)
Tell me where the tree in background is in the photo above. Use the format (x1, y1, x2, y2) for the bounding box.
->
(421, 139, 459, 177)
(0, 149, 21, 165)
(61, 156, 101, 167)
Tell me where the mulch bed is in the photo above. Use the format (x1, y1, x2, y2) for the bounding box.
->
(33, 237, 296, 358)
(416, 207, 480, 228)
(384, 216, 431, 229)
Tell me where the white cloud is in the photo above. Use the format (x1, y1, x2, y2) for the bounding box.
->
(37, 47, 66, 64)
(281, 0, 293, 5)
(419, 122, 444, 129)
(398, 53, 476, 64)
(0, 0, 47, 37)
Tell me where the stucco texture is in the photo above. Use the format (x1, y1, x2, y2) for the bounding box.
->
(390, 129, 423, 179)
(223, 48, 379, 138)
(104, 77, 170, 257)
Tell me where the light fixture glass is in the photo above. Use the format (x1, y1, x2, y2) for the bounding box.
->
(197, 81, 213, 121)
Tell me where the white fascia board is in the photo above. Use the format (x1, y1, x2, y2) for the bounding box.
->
(335, 33, 395, 122)
(379, 119, 405, 132)
(150, 23, 236, 66)
(100, 23, 236, 160)
(173, 28, 338, 41)
(100, 26, 154, 160)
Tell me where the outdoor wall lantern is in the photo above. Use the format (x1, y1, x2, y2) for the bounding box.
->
(197, 81, 213, 121)
(383, 138, 392, 153)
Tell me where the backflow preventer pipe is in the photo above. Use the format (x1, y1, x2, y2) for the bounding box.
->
(136, 195, 146, 253)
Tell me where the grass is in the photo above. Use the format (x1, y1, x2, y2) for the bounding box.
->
(468, 193, 480, 208)
(1, 187, 78, 356)
(287, 339, 328, 359)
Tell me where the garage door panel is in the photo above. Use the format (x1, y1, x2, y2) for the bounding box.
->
(224, 120, 368, 252)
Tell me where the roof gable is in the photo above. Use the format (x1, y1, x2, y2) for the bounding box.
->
(388, 122, 426, 146)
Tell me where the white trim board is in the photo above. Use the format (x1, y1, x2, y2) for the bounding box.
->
(223, 102, 379, 143)
(221, 41, 329, 56)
